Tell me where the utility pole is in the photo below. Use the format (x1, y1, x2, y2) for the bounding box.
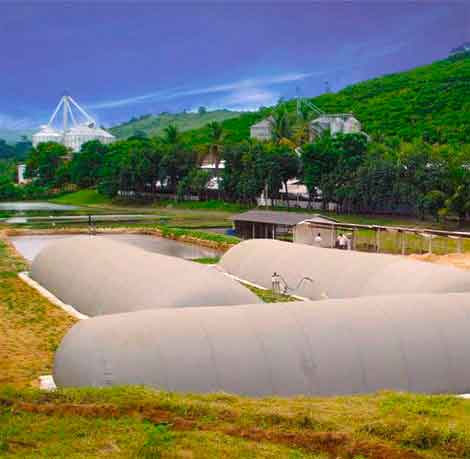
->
(296, 86, 301, 118)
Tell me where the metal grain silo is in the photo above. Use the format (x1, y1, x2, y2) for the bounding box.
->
(32, 125, 63, 147)
(32, 95, 115, 152)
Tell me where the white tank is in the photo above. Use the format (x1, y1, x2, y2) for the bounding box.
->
(32, 95, 115, 152)
(343, 116, 361, 133)
(32, 125, 63, 147)
(64, 124, 115, 152)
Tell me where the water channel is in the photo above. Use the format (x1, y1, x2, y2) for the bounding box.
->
(10, 233, 220, 262)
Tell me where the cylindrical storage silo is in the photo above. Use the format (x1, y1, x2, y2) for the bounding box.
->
(32, 125, 63, 147)
(220, 239, 470, 300)
(31, 236, 260, 317)
(55, 293, 470, 396)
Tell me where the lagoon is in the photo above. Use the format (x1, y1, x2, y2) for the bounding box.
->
(0, 202, 78, 211)
(10, 233, 220, 262)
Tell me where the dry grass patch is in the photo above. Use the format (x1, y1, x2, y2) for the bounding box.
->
(409, 252, 470, 270)
(0, 232, 76, 387)
(4, 387, 470, 458)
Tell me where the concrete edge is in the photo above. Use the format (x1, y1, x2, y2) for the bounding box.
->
(39, 374, 57, 391)
(18, 271, 88, 321)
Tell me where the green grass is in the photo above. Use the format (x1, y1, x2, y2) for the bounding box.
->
(269, 206, 459, 230)
(192, 256, 221, 264)
(109, 109, 243, 139)
(2, 386, 470, 458)
(51, 189, 112, 207)
(244, 284, 299, 303)
(348, 228, 470, 255)
(154, 199, 248, 213)
(156, 225, 240, 248)
(191, 262, 301, 302)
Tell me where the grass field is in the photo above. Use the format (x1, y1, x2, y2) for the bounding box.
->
(51, 189, 112, 207)
(49, 190, 237, 229)
(2, 229, 470, 457)
(2, 385, 470, 458)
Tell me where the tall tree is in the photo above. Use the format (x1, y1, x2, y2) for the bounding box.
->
(25, 142, 69, 185)
(70, 140, 108, 188)
(222, 141, 267, 204)
(270, 108, 292, 144)
(163, 124, 180, 145)
(265, 145, 299, 208)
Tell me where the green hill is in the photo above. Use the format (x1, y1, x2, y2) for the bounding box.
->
(183, 53, 470, 145)
(304, 53, 470, 144)
(109, 109, 244, 139)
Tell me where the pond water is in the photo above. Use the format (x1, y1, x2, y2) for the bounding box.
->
(10, 233, 220, 262)
(0, 202, 77, 211)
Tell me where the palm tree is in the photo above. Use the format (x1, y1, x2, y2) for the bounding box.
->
(270, 108, 292, 144)
(294, 104, 312, 145)
(163, 124, 180, 145)
(207, 121, 225, 197)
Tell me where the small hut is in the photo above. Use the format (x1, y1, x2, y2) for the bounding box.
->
(294, 216, 339, 247)
(233, 210, 337, 243)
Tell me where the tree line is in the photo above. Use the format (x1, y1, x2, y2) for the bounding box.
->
(2, 113, 470, 222)
(0, 137, 32, 160)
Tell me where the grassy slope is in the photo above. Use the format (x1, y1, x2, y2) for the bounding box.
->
(110, 110, 243, 139)
(51, 189, 112, 207)
(302, 54, 470, 143)
(181, 110, 268, 145)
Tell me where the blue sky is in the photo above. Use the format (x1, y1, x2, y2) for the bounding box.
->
(0, 1, 468, 130)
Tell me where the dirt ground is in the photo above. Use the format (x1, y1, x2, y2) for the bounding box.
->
(409, 252, 470, 270)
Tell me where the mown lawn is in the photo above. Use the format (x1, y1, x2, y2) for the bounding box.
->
(49, 189, 237, 227)
(51, 189, 112, 207)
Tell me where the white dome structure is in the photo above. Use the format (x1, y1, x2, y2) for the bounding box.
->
(32, 125, 63, 145)
(64, 124, 114, 151)
(32, 95, 115, 152)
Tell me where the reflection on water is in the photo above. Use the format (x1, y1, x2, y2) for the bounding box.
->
(0, 202, 77, 211)
(10, 233, 220, 262)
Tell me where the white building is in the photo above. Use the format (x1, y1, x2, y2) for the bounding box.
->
(310, 114, 362, 140)
(32, 95, 115, 152)
(294, 216, 340, 248)
(250, 117, 273, 141)
(17, 163, 30, 185)
(63, 124, 115, 152)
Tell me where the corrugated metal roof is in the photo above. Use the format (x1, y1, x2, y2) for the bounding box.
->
(232, 210, 337, 226)
(250, 117, 273, 129)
